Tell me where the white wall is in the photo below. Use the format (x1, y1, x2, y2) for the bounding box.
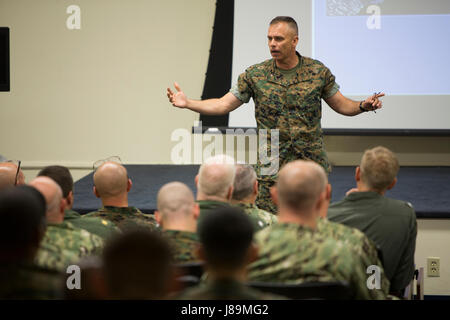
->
(0, 0, 215, 168)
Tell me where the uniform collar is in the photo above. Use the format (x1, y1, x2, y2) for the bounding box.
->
(269, 51, 303, 85)
(346, 191, 383, 201)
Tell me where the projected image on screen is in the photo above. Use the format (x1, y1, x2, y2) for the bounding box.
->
(313, 0, 450, 95)
(230, 0, 450, 130)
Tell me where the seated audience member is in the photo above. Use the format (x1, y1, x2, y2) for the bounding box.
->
(38, 165, 119, 240)
(0, 161, 25, 190)
(102, 230, 174, 299)
(317, 178, 391, 299)
(155, 182, 200, 263)
(247, 160, 380, 300)
(83, 161, 158, 231)
(30, 177, 104, 272)
(196, 155, 265, 230)
(328, 146, 417, 295)
(0, 186, 62, 299)
(231, 164, 278, 228)
(177, 207, 283, 300)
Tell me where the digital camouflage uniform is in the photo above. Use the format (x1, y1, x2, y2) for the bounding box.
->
(176, 278, 286, 300)
(197, 200, 266, 232)
(317, 217, 390, 299)
(247, 223, 380, 300)
(64, 209, 120, 240)
(231, 53, 339, 213)
(234, 202, 278, 227)
(162, 229, 200, 263)
(35, 221, 104, 272)
(0, 262, 63, 299)
(83, 206, 159, 232)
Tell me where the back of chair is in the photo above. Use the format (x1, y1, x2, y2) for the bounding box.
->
(247, 281, 352, 300)
(175, 261, 205, 279)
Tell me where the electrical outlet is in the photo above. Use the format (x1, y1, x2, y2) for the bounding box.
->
(427, 257, 440, 277)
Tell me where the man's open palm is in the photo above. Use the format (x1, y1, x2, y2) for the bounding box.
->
(167, 82, 188, 108)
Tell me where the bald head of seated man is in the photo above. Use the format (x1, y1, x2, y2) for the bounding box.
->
(195, 155, 236, 203)
(93, 161, 131, 207)
(0, 162, 25, 190)
(29, 176, 65, 224)
(155, 182, 200, 264)
(155, 182, 199, 233)
(271, 160, 328, 229)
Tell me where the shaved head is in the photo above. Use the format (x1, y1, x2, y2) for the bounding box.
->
(0, 162, 25, 190)
(94, 162, 129, 198)
(157, 182, 195, 219)
(197, 155, 236, 199)
(277, 160, 327, 211)
(29, 176, 63, 221)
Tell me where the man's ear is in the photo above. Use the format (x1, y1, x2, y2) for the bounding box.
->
(93, 186, 100, 198)
(195, 175, 199, 188)
(270, 186, 278, 206)
(154, 211, 162, 225)
(126, 179, 132, 192)
(192, 203, 200, 220)
(387, 177, 397, 191)
(326, 183, 332, 202)
(355, 166, 361, 182)
(66, 191, 74, 208)
(226, 186, 234, 201)
(292, 35, 299, 47)
(253, 180, 259, 196)
(59, 198, 66, 217)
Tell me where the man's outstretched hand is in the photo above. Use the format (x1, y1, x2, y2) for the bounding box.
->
(362, 92, 385, 112)
(167, 82, 188, 108)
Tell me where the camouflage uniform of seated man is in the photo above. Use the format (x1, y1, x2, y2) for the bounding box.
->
(38, 165, 120, 240)
(167, 17, 384, 214)
(248, 160, 386, 300)
(29, 177, 104, 273)
(195, 155, 266, 232)
(83, 161, 158, 231)
(155, 182, 201, 263)
(231, 164, 277, 227)
(177, 207, 286, 300)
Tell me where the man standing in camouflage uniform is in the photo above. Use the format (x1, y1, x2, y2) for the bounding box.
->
(38, 165, 120, 240)
(195, 155, 266, 231)
(231, 164, 277, 227)
(155, 181, 200, 263)
(167, 16, 384, 213)
(247, 160, 385, 299)
(29, 177, 104, 273)
(83, 161, 158, 231)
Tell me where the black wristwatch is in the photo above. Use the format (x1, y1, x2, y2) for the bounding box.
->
(359, 101, 367, 112)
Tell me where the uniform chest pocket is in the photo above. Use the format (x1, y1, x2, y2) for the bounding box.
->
(288, 80, 323, 121)
(254, 82, 286, 125)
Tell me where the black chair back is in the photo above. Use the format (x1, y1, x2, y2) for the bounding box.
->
(247, 281, 353, 300)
